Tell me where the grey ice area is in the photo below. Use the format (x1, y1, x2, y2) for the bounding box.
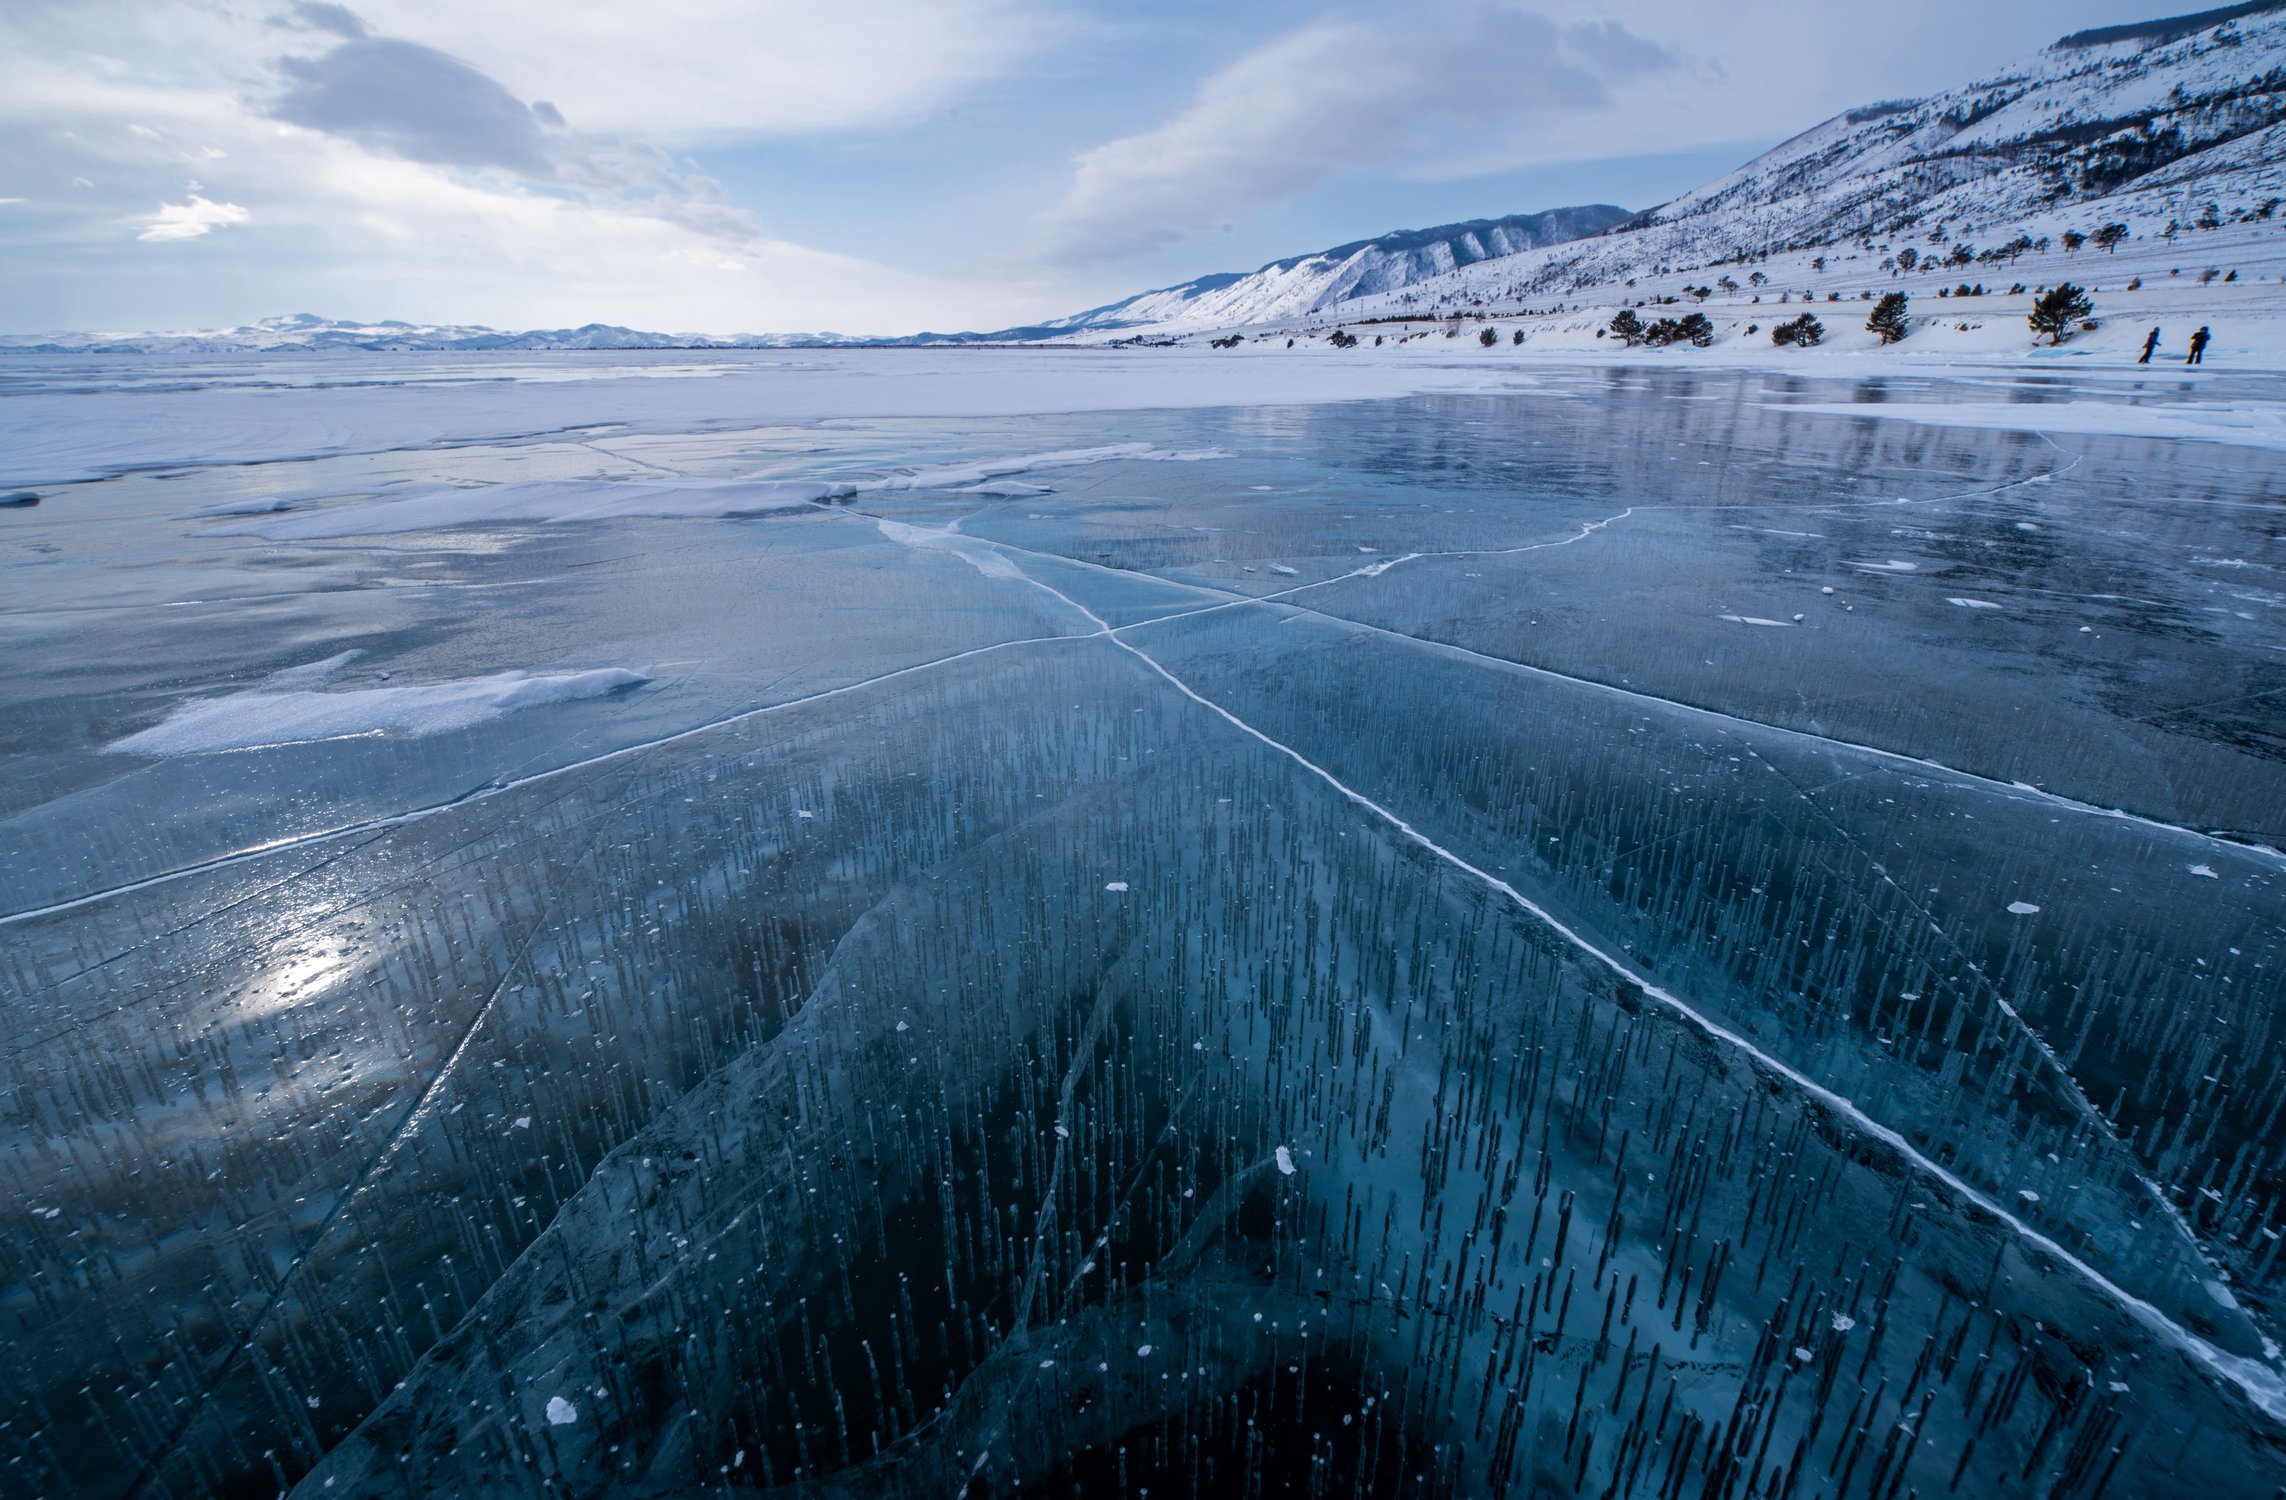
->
(2, 354, 2283, 1498)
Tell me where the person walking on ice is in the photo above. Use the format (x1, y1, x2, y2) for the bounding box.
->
(2138, 326, 2160, 364)
(2187, 326, 2210, 365)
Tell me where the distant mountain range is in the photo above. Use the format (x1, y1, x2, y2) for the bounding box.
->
(0, 313, 869, 355)
(8, 2, 2281, 351)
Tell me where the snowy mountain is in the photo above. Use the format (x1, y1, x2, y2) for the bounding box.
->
(0, 313, 867, 354)
(1233, 0, 2286, 327)
(927, 206, 1629, 341)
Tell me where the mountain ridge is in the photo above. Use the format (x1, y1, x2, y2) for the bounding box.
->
(928, 204, 1632, 341)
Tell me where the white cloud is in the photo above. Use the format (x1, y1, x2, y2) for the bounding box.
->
(1030, 4, 1665, 265)
(346, 0, 1053, 139)
(137, 194, 248, 240)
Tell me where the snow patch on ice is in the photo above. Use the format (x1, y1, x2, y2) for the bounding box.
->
(1847, 560, 1919, 574)
(868, 521, 1024, 580)
(1947, 597, 2003, 610)
(872, 517, 1021, 579)
(107, 663, 648, 755)
(2007, 901, 2042, 916)
(1718, 615, 1794, 627)
(545, 1397, 577, 1426)
(1274, 1145, 1297, 1176)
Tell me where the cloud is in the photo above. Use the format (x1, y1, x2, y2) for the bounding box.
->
(343, 0, 1051, 138)
(281, 2, 368, 40)
(1030, 3, 1671, 266)
(273, 34, 555, 175)
(261, 10, 762, 243)
(138, 194, 249, 240)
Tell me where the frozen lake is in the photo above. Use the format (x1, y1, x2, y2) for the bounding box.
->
(2, 349, 2282, 1497)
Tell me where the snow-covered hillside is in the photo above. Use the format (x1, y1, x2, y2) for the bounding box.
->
(1059, 2, 2286, 341)
(949, 206, 1627, 340)
(0, 313, 864, 354)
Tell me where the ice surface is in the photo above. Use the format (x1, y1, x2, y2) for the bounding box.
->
(2, 351, 2283, 1499)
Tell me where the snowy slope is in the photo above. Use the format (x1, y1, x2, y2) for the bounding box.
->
(958, 205, 1629, 339)
(1070, 2, 2286, 336)
(1624, 2, 2286, 254)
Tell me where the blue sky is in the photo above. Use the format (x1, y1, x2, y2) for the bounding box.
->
(0, 0, 2186, 335)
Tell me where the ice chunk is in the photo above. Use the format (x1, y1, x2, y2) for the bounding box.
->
(1275, 1146, 1296, 1175)
(545, 1397, 577, 1426)
(2189, 864, 2218, 879)
(2006, 901, 2041, 915)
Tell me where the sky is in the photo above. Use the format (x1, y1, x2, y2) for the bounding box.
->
(0, 0, 2193, 336)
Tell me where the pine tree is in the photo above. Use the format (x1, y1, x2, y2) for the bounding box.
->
(2093, 223, 2128, 254)
(2026, 283, 2093, 344)
(1771, 313, 1824, 347)
(1866, 291, 1909, 345)
(1677, 312, 1714, 347)
(1608, 309, 1645, 346)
